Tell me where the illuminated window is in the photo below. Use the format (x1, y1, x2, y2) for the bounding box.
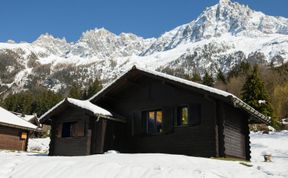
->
(156, 111, 163, 133)
(20, 132, 27, 140)
(147, 110, 163, 134)
(177, 105, 201, 126)
(177, 106, 188, 125)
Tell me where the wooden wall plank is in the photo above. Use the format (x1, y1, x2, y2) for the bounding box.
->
(0, 125, 28, 151)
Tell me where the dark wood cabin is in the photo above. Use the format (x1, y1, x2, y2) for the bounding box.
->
(0, 107, 38, 151)
(40, 66, 270, 160)
(39, 98, 125, 156)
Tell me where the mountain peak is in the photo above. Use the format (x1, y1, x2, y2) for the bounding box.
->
(142, 0, 288, 55)
(92, 27, 112, 34)
(33, 33, 67, 44)
(36, 33, 56, 41)
(79, 28, 116, 43)
(219, 0, 231, 5)
(84, 28, 113, 35)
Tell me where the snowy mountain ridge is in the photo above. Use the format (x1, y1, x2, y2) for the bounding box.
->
(1, 0, 288, 94)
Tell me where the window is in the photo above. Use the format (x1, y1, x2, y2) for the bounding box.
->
(177, 104, 201, 126)
(20, 132, 27, 140)
(177, 106, 188, 125)
(146, 110, 163, 134)
(61, 121, 85, 138)
(62, 122, 72, 137)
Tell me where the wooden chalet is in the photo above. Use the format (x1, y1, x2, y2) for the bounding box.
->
(40, 66, 270, 160)
(0, 107, 38, 151)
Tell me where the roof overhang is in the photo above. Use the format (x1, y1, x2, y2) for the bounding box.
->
(89, 65, 271, 125)
(230, 96, 271, 124)
(0, 121, 39, 131)
(0, 107, 38, 131)
(39, 98, 126, 125)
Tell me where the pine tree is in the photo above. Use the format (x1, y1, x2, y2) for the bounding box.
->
(202, 71, 214, 87)
(191, 72, 202, 83)
(241, 65, 274, 118)
(227, 61, 251, 80)
(217, 69, 227, 84)
(86, 79, 102, 99)
(2, 88, 63, 116)
(68, 83, 82, 99)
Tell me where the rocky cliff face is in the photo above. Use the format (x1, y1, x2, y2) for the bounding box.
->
(0, 0, 288, 95)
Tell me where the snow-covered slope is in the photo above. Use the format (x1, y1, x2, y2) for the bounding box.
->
(0, 131, 287, 178)
(1, 0, 288, 93)
(142, 0, 288, 55)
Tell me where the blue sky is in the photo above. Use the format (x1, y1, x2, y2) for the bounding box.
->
(0, 0, 287, 42)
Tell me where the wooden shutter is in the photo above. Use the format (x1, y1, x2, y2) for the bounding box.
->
(56, 124, 62, 138)
(141, 111, 147, 134)
(72, 121, 84, 137)
(132, 111, 144, 136)
(189, 104, 201, 125)
(163, 107, 174, 133)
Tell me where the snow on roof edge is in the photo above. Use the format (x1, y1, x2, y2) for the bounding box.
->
(66, 98, 112, 117)
(88, 65, 270, 124)
(39, 99, 66, 122)
(12, 112, 37, 122)
(0, 107, 38, 130)
(88, 65, 234, 101)
(0, 121, 37, 131)
(39, 98, 113, 123)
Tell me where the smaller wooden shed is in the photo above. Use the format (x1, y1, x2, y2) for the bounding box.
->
(39, 98, 125, 156)
(0, 106, 38, 151)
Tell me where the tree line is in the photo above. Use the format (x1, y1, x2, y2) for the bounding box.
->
(161, 62, 288, 128)
(214, 62, 288, 128)
(0, 79, 102, 117)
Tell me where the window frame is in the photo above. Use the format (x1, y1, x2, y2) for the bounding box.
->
(176, 106, 189, 126)
(61, 121, 85, 138)
(145, 109, 163, 135)
(61, 122, 73, 138)
(176, 104, 202, 127)
(20, 132, 28, 140)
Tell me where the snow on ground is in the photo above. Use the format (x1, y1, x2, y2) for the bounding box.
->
(27, 138, 50, 153)
(0, 132, 287, 178)
(250, 131, 288, 177)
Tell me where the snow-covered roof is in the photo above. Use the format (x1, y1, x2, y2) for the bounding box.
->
(21, 115, 36, 122)
(13, 112, 40, 127)
(39, 98, 118, 123)
(67, 98, 112, 117)
(89, 65, 232, 101)
(13, 112, 37, 122)
(89, 65, 270, 124)
(0, 107, 38, 131)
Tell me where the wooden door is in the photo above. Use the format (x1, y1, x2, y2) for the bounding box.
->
(90, 118, 107, 154)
